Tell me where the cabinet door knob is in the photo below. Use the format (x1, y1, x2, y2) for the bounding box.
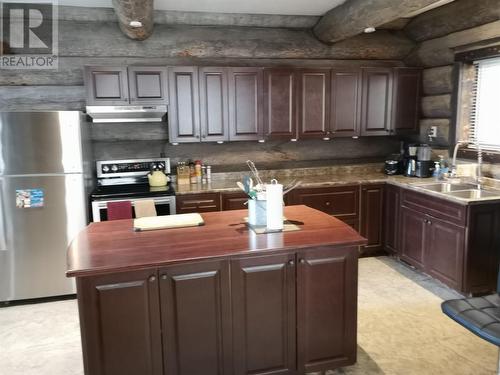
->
(288, 260, 295, 266)
(161, 275, 167, 280)
(299, 259, 305, 264)
(149, 276, 156, 282)
(326, 201, 331, 206)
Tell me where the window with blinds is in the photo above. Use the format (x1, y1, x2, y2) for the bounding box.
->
(469, 57, 500, 151)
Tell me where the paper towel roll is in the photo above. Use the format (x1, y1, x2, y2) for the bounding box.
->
(266, 182, 283, 231)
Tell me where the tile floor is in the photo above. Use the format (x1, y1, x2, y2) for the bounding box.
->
(0, 257, 497, 375)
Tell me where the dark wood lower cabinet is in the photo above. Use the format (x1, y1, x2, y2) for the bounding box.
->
(383, 185, 400, 255)
(360, 184, 384, 255)
(399, 206, 427, 270)
(76, 246, 359, 375)
(76, 270, 163, 375)
(221, 192, 248, 211)
(176, 193, 221, 213)
(424, 216, 465, 291)
(159, 260, 232, 375)
(297, 247, 358, 372)
(397, 189, 500, 295)
(231, 254, 296, 375)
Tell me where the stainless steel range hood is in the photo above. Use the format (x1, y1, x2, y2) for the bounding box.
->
(86, 105, 167, 123)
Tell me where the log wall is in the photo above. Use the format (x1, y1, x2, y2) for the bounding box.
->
(0, 6, 408, 168)
(404, 0, 500, 148)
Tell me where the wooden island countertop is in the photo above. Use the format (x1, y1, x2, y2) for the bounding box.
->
(66, 205, 366, 277)
(68, 205, 367, 375)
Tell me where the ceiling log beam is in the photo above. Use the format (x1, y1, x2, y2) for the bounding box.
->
(313, 0, 445, 44)
(112, 0, 154, 40)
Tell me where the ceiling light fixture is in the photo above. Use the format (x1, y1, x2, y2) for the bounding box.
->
(129, 20, 143, 28)
(364, 27, 376, 33)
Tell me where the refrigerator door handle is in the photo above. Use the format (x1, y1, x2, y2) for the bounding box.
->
(0, 181, 7, 251)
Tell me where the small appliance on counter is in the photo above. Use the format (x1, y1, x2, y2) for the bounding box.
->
(384, 154, 403, 175)
(404, 144, 418, 177)
(91, 158, 176, 222)
(401, 143, 435, 178)
(415, 144, 435, 178)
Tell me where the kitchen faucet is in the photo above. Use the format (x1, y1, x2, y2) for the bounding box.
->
(450, 141, 483, 189)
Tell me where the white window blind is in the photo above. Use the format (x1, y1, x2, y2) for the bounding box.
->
(469, 57, 500, 151)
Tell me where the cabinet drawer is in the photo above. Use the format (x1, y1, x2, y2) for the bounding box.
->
(176, 193, 221, 213)
(289, 186, 359, 220)
(221, 192, 248, 211)
(401, 189, 467, 227)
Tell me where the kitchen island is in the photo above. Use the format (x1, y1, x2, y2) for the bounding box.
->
(67, 205, 366, 375)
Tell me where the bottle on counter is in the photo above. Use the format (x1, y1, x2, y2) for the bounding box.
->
(201, 164, 207, 184)
(206, 165, 212, 182)
(195, 160, 202, 183)
(189, 161, 197, 184)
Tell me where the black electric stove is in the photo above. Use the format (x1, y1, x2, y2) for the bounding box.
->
(91, 182, 175, 200)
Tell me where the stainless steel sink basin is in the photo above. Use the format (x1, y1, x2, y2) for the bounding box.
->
(446, 190, 500, 199)
(417, 182, 477, 193)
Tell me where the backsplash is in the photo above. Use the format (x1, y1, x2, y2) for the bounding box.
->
(92, 137, 401, 172)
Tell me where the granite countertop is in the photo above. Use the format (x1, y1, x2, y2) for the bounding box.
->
(173, 163, 500, 206)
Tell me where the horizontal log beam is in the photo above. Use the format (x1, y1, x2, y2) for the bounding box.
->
(0, 86, 85, 111)
(421, 94, 452, 118)
(56, 21, 414, 60)
(112, 0, 154, 40)
(313, 0, 443, 44)
(405, 0, 500, 42)
(405, 20, 500, 67)
(422, 65, 454, 95)
(0, 57, 403, 86)
(91, 123, 168, 141)
(56, 6, 319, 29)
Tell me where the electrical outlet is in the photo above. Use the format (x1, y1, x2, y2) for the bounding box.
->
(428, 126, 437, 138)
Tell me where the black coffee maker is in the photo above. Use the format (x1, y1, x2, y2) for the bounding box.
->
(415, 144, 435, 178)
(403, 144, 418, 177)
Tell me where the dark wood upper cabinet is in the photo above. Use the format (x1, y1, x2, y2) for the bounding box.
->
(330, 69, 362, 137)
(384, 184, 400, 255)
(159, 260, 232, 375)
(392, 67, 422, 133)
(198, 67, 230, 142)
(168, 67, 201, 143)
(297, 247, 358, 373)
(85, 66, 129, 105)
(232, 253, 297, 375)
(360, 184, 385, 255)
(228, 67, 264, 141)
(263, 69, 297, 139)
(297, 69, 331, 138)
(76, 270, 163, 375)
(128, 66, 168, 105)
(360, 67, 394, 136)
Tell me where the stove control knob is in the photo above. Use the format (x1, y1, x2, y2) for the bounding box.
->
(102, 165, 110, 173)
(111, 164, 118, 172)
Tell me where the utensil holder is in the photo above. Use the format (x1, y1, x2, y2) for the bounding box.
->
(248, 199, 267, 226)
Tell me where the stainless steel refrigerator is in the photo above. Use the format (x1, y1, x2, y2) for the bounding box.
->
(0, 112, 93, 302)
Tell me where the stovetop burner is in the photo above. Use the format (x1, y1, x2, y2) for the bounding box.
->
(91, 183, 176, 200)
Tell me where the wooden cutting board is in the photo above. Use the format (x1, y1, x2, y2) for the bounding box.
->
(134, 213, 204, 231)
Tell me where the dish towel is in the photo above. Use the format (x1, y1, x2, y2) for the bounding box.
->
(107, 201, 133, 221)
(134, 200, 157, 218)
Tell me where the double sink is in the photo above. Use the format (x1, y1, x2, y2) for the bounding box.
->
(414, 181, 500, 201)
